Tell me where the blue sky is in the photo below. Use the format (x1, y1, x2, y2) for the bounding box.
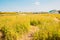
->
(0, 0, 60, 12)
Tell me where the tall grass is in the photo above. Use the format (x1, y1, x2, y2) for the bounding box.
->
(0, 13, 60, 40)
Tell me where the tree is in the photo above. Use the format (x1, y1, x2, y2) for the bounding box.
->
(58, 10, 60, 13)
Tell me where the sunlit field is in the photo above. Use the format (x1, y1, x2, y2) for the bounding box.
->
(0, 12, 60, 40)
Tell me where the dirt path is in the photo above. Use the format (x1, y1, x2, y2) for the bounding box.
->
(19, 26, 39, 40)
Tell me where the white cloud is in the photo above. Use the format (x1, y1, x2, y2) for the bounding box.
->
(33, 2, 40, 6)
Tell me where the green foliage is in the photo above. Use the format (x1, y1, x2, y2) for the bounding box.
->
(30, 20, 41, 26)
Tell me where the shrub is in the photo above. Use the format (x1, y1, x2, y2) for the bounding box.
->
(30, 20, 41, 26)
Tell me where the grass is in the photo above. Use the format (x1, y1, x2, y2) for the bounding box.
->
(0, 12, 60, 40)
